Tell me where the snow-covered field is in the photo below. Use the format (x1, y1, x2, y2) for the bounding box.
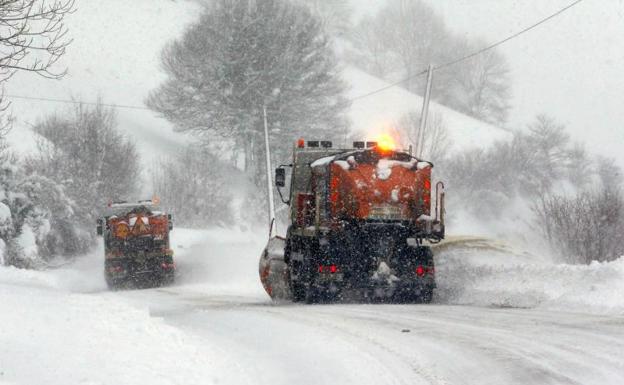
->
(2, 228, 624, 385)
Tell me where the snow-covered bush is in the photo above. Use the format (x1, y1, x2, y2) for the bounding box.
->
(0, 145, 84, 267)
(17, 174, 88, 258)
(0, 101, 142, 266)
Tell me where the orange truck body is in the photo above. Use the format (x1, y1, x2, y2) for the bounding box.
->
(98, 203, 174, 289)
(261, 142, 445, 303)
(328, 161, 431, 222)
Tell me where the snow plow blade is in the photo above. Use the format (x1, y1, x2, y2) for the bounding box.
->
(259, 236, 292, 301)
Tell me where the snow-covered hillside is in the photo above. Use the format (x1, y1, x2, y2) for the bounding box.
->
(345, 67, 512, 150)
(4, 0, 510, 169)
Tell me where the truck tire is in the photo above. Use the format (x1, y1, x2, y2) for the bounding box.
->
(420, 290, 433, 304)
(393, 245, 435, 304)
(160, 272, 175, 286)
(106, 277, 123, 291)
(288, 241, 317, 303)
(291, 282, 306, 302)
(304, 284, 317, 304)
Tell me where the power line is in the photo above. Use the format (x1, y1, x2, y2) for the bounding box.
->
(433, 0, 584, 72)
(349, 69, 429, 102)
(6, 0, 584, 109)
(6, 94, 150, 111)
(348, 0, 584, 103)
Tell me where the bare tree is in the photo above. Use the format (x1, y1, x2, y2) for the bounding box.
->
(0, 0, 74, 81)
(377, 0, 450, 94)
(523, 114, 572, 195)
(395, 110, 451, 161)
(565, 143, 592, 189)
(443, 38, 511, 125)
(348, 15, 398, 79)
(595, 156, 622, 193)
(295, 0, 352, 38)
(152, 145, 236, 227)
(535, 189, 624, 264)
(0, 0, 75, 134)
(346, 0, 512, 125)
(442, 114, 589, 220)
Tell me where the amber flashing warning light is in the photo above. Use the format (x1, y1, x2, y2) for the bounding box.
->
(376, 133, 395, 152)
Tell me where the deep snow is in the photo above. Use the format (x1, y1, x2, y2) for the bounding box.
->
(2, 229, 624, 385)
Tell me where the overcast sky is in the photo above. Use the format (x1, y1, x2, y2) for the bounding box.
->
(351, 0, 624, 167)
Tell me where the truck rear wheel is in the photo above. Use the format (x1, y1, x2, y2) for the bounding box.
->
(160, 272, 175, 286)
(106, 276, 124, 291)
(420, 290, 433, 304)
(393, 245, 435, 304)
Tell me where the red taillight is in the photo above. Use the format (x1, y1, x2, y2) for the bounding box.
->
(422, 177, 431, 213)
(416, 265, 425, 277)
(318, 265, 339, 273)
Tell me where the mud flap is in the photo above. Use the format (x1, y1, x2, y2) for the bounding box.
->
(259, 237, 292, 301)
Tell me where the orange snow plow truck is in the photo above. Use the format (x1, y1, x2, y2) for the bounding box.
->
(260, 140, 445, 303)
(97, 200, 175, 289)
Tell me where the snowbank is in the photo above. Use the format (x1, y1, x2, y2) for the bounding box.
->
(0, 227, 262, 385)
(435, 239, 624, 315)
(0, 280, 235, 385)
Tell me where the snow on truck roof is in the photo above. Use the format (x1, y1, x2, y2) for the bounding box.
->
(310, 148, 432, 171)
(104, 201, 164, 217)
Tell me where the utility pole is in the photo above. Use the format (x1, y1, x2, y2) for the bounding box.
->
(417, 64, 434, 158)
(263, 105, 277, 238)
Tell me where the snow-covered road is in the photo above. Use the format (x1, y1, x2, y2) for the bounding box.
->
(2, 228, 624, 385)
(140, 293, 624, 385)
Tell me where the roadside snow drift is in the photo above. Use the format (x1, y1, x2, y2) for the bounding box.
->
(434, 238, 624, 315)
(0, 277, 236, 385)
(0, 227, 265, 385)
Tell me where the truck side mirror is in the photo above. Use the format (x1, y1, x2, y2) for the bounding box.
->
(275, 168, 286, 187)
(167, 214, 173, 231)
(96, 219, 104, 236)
